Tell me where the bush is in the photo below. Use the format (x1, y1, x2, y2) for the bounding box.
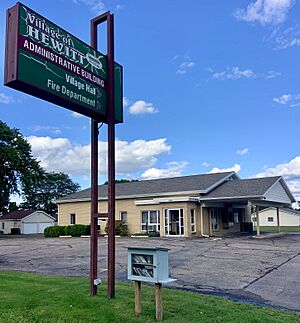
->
(44, 225, 90, 237)
(64, 224, 89, 237)
(44, 226, 65, 237)
(105, 220, 128, 236)
(148, 231, 160, 237)
(116, 220, 128, 236)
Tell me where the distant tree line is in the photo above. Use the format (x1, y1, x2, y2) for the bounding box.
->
(0, 120, 80, 216)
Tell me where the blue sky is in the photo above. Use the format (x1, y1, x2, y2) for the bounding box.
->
(0, 0, 300, 201)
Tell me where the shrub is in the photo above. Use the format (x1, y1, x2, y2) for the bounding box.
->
(44, 226, 65, 237)
(148, 231, 160, 237)
(44, 225, 90, 237)
(116, 220, 128, 236)
(105, 220, 128, 236)
(64, 224, 89, 237)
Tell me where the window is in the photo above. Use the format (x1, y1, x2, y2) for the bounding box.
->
(190, 209, 196, 233)
(268, 217, 274, 222)
(1, 222, 4, 230)
(120, 211, 127, 223)
(70, 213, 76, 225)
(141, 211, 160, 232)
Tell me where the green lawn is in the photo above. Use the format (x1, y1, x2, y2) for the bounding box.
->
(254, 226, 300, 233)
(0, 271, 299, 322)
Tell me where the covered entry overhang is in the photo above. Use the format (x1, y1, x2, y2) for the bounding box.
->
(200, 197, 288, 237)
(199, 176, 296, 236)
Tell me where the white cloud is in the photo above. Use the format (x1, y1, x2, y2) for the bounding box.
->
(255, 156, 300, 180)
(209, 164, 241, 174)
(287, 180, 300, 200)
(27, 136, 171, 177)
(123, 97, 130, 108)
(236, 148, 249, 155)
(72, 112, 84, 118)
(211, 67, 257, 80)
(255, 157, 300, 200)
(272, 24, 300, 49)
(141, 161, 189, 180)
(72, 0, 105, 13)
(273, 94, 292, 104)
(234, 0, 295, 26)
(202, 162, 210, 167)
(115, 4, 123, 11)
(273, 93, 300, 106)
(266, 70, 282, 79)
(0, 93, 14, 104)
(129, 100, 158, 115)
(30, 125, 62, 135)
(176, 56, 195, 74)
(209, 67, 280, 81)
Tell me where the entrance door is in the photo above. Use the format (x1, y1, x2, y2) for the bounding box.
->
(164, 209, 184, 236)
(210, 209, 219, 232)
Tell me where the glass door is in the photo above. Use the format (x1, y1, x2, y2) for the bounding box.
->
(164, 209, 184, 236)
(210, 209, 219, 231)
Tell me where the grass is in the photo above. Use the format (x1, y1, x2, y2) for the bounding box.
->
(254, 226, 300, 233)
(0, 271, 299, 322)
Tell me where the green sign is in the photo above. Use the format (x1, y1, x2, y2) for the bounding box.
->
(4, 2, 123, 123)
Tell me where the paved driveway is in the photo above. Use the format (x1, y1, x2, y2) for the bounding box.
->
(0, 234, 299, 312)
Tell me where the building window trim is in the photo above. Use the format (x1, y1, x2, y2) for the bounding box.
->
(70, 213, 76, 225)
(120, 211, 128, 223)
(190, 209, 196, 233)
(141, 210, 160, 233)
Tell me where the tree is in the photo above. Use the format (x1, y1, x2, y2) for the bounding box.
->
(21, 171, 80, 216)
(0, 120, 42, 215)
(0, 120, 80, 216)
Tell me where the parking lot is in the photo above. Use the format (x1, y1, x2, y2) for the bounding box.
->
(0, 234, 299, 312)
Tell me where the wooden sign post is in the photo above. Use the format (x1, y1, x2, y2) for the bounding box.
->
(135, 281, 142, 317)
(155, 283, 163, 321)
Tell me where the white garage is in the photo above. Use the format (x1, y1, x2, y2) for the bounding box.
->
(0, 210, 55, 235)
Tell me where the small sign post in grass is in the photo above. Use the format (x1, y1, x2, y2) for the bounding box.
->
(127, 247, 176, 320)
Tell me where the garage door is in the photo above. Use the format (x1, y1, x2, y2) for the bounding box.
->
(23, 223, 38, 234)
(38, 222, 53, 233)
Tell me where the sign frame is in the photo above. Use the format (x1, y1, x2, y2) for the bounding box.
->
(4, 2, 123, 123)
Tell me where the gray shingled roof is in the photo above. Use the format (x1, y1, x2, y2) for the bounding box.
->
(281, 207, 300, 215)
(0, 210, 37, 220)
(201, 177, 281, 200)
(57, 172, 235, 202)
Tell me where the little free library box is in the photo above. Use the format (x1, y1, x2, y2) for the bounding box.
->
(127, 247, 176, 284)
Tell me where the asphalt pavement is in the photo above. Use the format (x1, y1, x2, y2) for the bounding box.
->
(0, 233, 299, 312)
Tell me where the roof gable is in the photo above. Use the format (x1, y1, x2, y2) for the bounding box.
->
(202, 177, 280, 200)
(0, 210, 36, 220)
(264, 179, 295, 204)
(260, 207, 300, 216)
(0, 210, 54, 221)
(201, 176, 295, 204)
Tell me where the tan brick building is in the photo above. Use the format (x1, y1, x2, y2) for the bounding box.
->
(57, 172, 295, 237)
